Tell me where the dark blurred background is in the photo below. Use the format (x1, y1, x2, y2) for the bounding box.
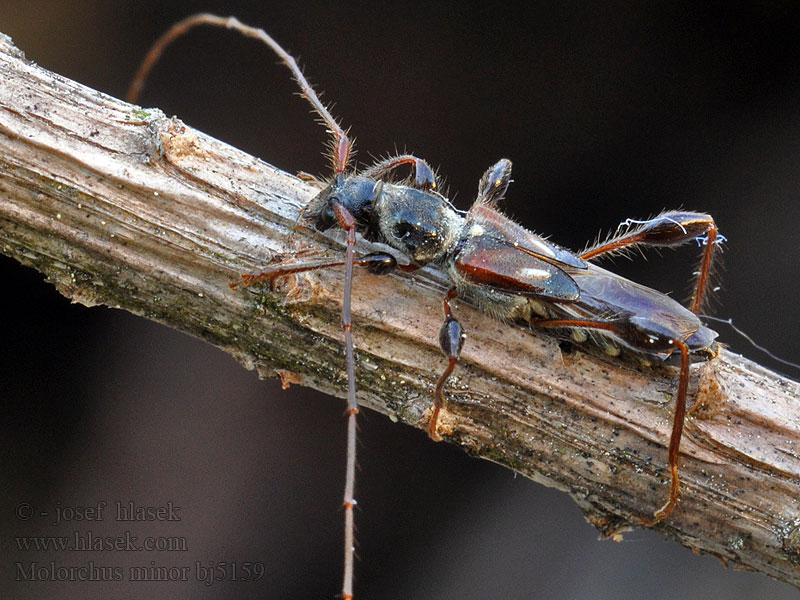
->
(2, 2, 799, 599)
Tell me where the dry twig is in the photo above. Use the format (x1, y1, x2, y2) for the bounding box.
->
(1, 34, 799, 587)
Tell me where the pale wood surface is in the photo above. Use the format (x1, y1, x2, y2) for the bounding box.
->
(1, 34, 799, 586)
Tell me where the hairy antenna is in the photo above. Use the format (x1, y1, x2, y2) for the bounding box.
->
(127, 13, 352, 175)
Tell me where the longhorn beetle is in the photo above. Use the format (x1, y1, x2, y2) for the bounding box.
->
(130, 14, 722, 599)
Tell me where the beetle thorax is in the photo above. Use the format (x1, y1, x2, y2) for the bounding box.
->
(374, 184, 464, 265)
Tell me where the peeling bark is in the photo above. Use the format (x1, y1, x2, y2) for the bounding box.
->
(1, 34, 799, 587)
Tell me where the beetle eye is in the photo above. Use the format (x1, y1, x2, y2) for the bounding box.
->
(316, 202, 337, 230)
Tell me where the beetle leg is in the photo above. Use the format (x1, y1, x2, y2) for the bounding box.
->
(475, 159, 513, 207)
(297, 171, 327, 188)
(429, 287, 465, 440)
(581, 211, 720, 313)
(642, 339, 690, 525)
(532, 318, 690, 524)
(359, 155, 438, 191)
(229, 252, 402, 288)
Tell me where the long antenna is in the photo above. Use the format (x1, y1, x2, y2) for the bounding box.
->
(127, 13, 352, 174)
(130, 14, 359, 598)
